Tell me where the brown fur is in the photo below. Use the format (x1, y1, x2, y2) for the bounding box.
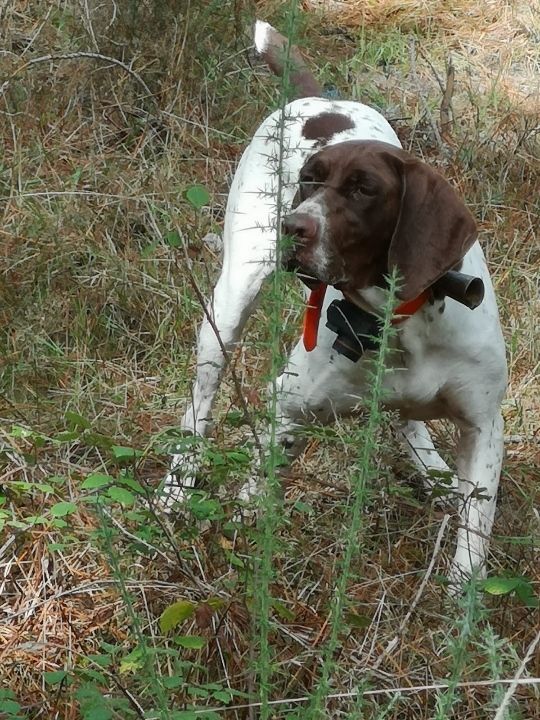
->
(257, 25, 321, 99)
(302, 112, 355, 143)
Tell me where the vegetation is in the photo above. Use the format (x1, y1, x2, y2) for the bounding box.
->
(0, 1, 538, 718)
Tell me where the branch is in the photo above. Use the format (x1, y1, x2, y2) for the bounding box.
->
(0, 51, 159, 114)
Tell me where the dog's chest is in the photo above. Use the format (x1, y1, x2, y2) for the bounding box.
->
(335, 305, 461, 419)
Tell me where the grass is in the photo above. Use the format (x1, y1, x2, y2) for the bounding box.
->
(1, 0, 539, 718)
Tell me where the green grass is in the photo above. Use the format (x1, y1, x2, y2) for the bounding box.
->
(0, 1, 539, 718)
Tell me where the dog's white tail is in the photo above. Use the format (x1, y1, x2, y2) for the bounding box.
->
(254, 19, 321, 99)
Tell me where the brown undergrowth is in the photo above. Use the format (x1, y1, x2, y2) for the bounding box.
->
(0, 1, 538, 718)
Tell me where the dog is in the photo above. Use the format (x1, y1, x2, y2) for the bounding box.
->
(164, 20, 507, 587)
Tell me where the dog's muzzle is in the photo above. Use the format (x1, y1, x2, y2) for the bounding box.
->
(282, 213, 322, 289)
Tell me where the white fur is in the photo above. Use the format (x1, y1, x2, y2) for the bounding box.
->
(164, 74, 507, 589)
(291, 193, 330, 275)
(254, 20, 272, 54)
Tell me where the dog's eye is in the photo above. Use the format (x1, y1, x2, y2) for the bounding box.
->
(300, 174, 318, 199)
(347, 173, 378, 197)
(356, 183, 378, 197)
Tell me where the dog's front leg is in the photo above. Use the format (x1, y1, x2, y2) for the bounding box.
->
(449, 412, 504, 588)
(396, 419, 459, 497)
(237, 333, 358, 507)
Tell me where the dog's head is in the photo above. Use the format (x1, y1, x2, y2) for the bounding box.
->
(283, 140, 477, 300)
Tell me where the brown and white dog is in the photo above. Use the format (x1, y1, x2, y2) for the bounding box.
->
(165, 21, 507, 588)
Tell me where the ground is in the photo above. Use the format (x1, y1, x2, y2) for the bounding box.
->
(0, 1, 538, 718)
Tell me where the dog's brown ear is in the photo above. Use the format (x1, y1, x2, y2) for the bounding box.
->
(388, 159, 477, 300)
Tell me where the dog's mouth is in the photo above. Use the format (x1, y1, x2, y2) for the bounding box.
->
(284, 257, 324, 290)
(297, 270, 323, 289)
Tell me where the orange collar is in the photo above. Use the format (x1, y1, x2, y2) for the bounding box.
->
(302, 284, 430, 352)
(391, 289, 431, 325)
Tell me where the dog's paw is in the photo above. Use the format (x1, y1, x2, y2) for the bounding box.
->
(237, 477, 264, 504)
(159, 453, 199, 512)
(228, 478, 264, 526)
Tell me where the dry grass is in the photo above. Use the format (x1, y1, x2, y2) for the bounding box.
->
(1, 1, 539, 718)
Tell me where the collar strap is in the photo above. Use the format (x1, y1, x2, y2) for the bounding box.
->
(303, 284, 430, 352)
(303, 283, 327, 351)
(391, 289, 431, 325)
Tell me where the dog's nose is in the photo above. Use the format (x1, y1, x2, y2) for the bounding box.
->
(282, 213, 318, 240)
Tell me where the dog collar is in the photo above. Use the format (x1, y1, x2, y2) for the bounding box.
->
(302, 284, 430, 352)
(303, 283, 327, 351)
(391, 290, 431, 324)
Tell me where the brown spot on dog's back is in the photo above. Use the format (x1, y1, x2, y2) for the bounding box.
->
(302, 112, 355, 144)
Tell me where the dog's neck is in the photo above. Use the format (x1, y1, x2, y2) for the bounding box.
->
(344, 285, 435, 322)
(343, 286, 393, 316)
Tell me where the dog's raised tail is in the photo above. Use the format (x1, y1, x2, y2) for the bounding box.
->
(254, 20, 321, 99)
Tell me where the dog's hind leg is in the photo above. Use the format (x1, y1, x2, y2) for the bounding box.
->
(163, 145, 290, 505)
(164, 255, 274, 505)
(449, 412, 504, 588)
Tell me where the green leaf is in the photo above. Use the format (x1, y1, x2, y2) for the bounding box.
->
(65, 411, 91, 431)
(0, 699, 21, 715)
(224, 410, 245, 427)
(54, 430, 81, 442)
(35, 483, 55, 493)
(116, 473, 145, 494)
(481, 576, 521, 596)
(100, 641, 119, 653)
(185, 184, 210, 209)
(271, 600, 295, 621)
(71, 168, 83, 185)
(86, 653, 112, 667)
(10, 424, 34, 439)
(52, 518, 68, 528)
(81, 473, 112, 490)
(188, 495, 222, 521)
(107, 486, 135, 506)
(206, 597, 224, 610)
(11, 481, 33, 492)
(212, 690, 233, 704)
(515, 581, 539, 608)
(46, 475, 66, 485)
(77, 668, 108, 684)
(162, 675, 184, 689)
(344, 611, 371, 629)
(225, 551, 245, 569)
(141, 240, 159, 257)
(48, 542, 67, 552)
(82, 706, 112, 720)
(8, 519, 31, 530)
(225, 450, 250, 465)
(84, 433, 113, 450)
(175, 635, 206, 649)
(119, 646, 145, 674)
(111, 445, 143, 461)
(50, 501, 77, 517)
(160, 600, 196, 633)
(165, 230, 182, 247)
(292, 500, 314, 515)
(44, 670, 68, 685)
